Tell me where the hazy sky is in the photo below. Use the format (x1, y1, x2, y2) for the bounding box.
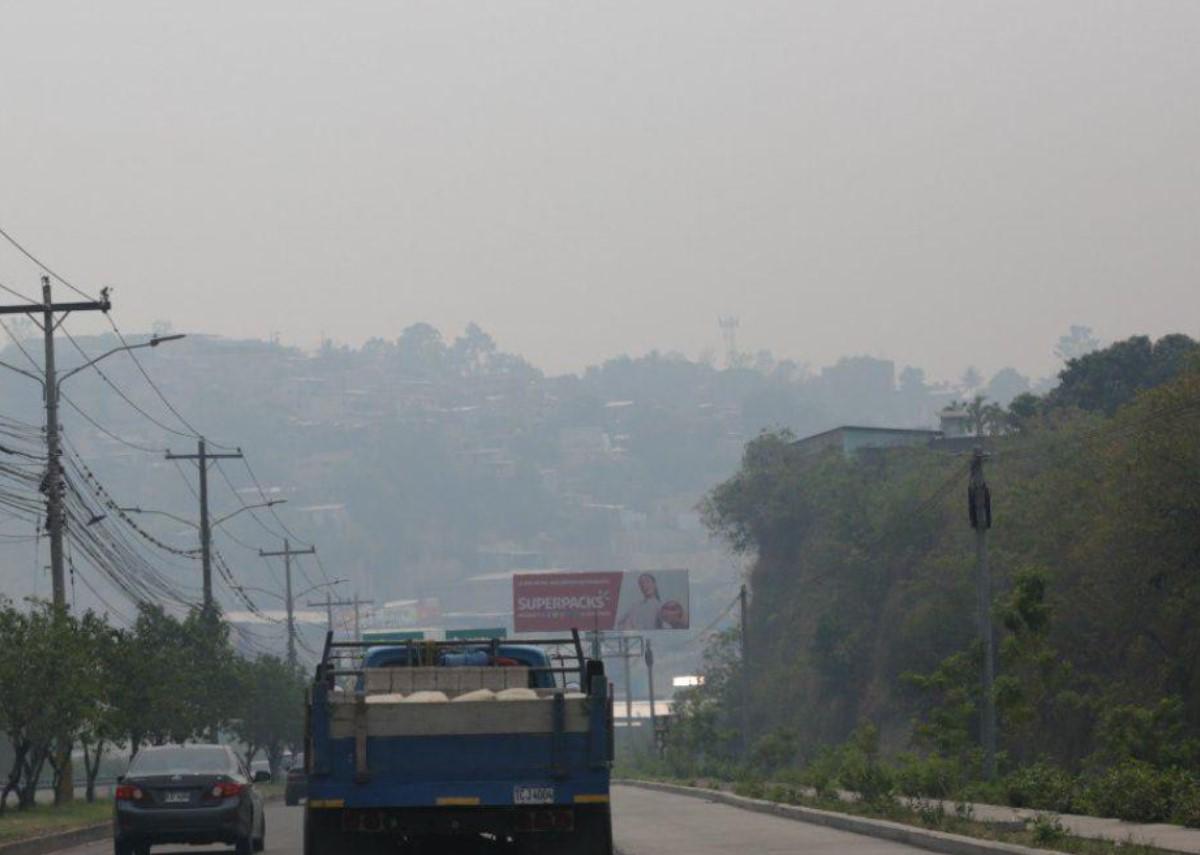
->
(2, 1, 1197, 381)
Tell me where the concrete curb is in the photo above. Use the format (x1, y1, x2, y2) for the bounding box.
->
(615, 779, 1056, 855)
(0, 822, 111, 855)
(0, 794, 285, 855)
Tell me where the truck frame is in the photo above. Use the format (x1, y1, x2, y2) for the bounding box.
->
(303, 631, 614, 854)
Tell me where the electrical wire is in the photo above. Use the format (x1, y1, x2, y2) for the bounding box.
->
(60, 324, 195, 440)
(240, 457, 321, 556)
(0, 276, 39, 305)
(101, 312, 225, 444)
(59, 393, 167, 454)
(0, 222, 100, 302)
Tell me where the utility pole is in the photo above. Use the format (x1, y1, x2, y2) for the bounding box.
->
(165, 439, 243, 610)
(0, 277, 111, 610)
(0, 277, 112, 808)
(260, 539, 316, 668)
(969, 446, 996, 779)
(315, 595, 374, 641)
(740, 583, 751, 753)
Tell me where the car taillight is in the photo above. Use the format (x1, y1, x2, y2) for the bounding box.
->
(210, 781, 244, 798)
(116, 784, 145, 801)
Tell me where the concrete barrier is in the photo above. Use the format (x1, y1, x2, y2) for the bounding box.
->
(616, 779, 1066, 855)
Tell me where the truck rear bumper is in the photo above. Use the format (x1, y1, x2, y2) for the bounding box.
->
(307, 803, 612, 837)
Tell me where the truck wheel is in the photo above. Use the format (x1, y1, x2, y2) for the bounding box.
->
(304, 809, 343, 855)
(573, 805, 614, 855)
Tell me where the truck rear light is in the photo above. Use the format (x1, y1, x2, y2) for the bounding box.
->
(115, 785, 145, 801)
(209, 781, 244, 798)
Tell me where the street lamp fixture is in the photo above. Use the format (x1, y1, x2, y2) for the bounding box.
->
(118, 498, 286, 532)
(58, 334, 187, 387)
(211, 499, 286, 528)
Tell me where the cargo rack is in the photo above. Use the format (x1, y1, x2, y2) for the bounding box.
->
(316, 629, 589, 686)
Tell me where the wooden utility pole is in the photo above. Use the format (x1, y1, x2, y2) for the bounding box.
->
(740, 583, 751, 753)
(259, 539, 316, 667)
(969, 446, 996, 779)
(315, 595, 373, 640)
(0, 277, 111, 610)
(0, 277, 112, 806)
(166, 439, 243, 610)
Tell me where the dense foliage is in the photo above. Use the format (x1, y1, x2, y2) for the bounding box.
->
(0, 601, 306, 812)
(669, 335, 1200, 824)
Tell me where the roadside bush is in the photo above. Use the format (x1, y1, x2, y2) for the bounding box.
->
(797, 746, 841, 799)
(1082, 760, 1196, 823)
(838, 723, 894, 804)
(749, 728, 799, 774)
(1003, 762, 1081, 814)
(1167, 774, 1200, 828)
(894, 753, 962, 799)
(1030, 813, 1067, 844)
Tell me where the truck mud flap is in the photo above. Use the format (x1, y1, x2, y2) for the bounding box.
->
(551, 692, 567, 779)
(354, 694, 371, 784)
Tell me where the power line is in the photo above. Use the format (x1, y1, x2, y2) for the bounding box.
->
(0, 223, 100, 302)
(683, 590, 742, 647)
(241, 457, 318, 550)
(59, 324, 194, 440)
(0, 278, 38, 306)
(101, 313, 221, 444)
(59, 394, 167, 454)
(213, 459, 287, 541)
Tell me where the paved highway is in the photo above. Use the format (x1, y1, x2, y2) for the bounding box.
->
(57, 785, 932, 853)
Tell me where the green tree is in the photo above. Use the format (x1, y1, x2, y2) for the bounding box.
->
(1047, 334, 1198, 415)
(231, 656, 307, 776)
(0, 601, 103, 810)
(77, 620, 128, 802)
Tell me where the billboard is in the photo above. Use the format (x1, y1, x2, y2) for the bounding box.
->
(513, 570, 689, 633)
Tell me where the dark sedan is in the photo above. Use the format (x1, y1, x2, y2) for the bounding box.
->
(114, 744, 267, 855)
(284, 752, 306, 806)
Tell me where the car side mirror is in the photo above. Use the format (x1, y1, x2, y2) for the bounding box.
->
(254, 770, 272, 783)
(116, 774, 125, 784)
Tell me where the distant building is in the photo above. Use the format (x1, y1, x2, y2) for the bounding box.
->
(938, 408, 972, 438)
(793, 425, 941, 458)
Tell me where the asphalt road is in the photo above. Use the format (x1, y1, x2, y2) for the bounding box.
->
(57, 786, 932, 853)
(610, 786, 930, 854)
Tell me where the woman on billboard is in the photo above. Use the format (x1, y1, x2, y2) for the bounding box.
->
(617, 573, 689, 630)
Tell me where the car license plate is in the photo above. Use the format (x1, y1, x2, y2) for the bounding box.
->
(513, 786, 554, 805)
(164, 791, 191, 804)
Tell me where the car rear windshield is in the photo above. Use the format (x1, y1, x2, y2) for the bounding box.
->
(128, 747, 234, 776)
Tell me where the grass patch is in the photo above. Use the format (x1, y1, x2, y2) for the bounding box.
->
(720, 781, 1176, 855)
(0, 799, 112, 844)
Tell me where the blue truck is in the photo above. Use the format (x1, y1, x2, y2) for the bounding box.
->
(303, 631, 614, 854)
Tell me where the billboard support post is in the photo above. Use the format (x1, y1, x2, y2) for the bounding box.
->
(621, 635, 634, 726)
(645, 639, 656, 734)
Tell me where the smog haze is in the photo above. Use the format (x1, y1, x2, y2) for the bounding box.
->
(2, 1, 1198, 379)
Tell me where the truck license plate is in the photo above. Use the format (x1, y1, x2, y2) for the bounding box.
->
(513, 786, 554, 805)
